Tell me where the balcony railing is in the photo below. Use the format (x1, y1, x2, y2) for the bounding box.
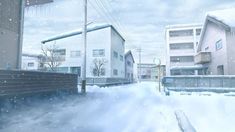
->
(194, 52, 211, 64)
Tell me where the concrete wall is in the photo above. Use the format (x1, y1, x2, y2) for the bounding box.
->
(200, 21, 228, 75)
(0, 0, 24, 69)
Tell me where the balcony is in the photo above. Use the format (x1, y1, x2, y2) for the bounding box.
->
(194, 52, 211, 64)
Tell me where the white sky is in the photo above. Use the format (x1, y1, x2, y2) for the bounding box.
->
(23, 0, 235, 64)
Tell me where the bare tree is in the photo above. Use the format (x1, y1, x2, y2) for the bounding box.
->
(91, 58, 107, 77)
(41, 44, 64, 71)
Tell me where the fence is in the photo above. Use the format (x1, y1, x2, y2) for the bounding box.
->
(162, 76, 235, 93)
(78, 77, 132, 86)
(0, 70, 78, 97)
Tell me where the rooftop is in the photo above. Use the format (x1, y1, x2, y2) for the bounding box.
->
(206, 8, 235, 28)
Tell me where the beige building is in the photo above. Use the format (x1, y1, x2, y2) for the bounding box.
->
(165, 24, 203, 76)
(196, 8, 235, 75)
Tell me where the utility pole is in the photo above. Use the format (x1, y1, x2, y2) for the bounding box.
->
(154, 58, 161, 92)
(81, 0, 87, 94)
(136, 48, 142, 82)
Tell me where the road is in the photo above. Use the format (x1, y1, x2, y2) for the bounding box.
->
(1, 82, 235, 132)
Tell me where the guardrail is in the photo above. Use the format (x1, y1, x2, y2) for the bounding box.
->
(162, 76, 235, 93)
(0, 70, 78, 97)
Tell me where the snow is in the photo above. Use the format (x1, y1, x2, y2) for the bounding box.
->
(1, 82, 235, 132)
(207, 8, 235, 28)
(41, 23, 111, 43)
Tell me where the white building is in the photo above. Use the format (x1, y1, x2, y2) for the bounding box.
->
(137, 63, 165, 81)
(196, 8, 235, 75)
(41, 24, 125, 78)
(21, 53, 44, 70)
(125, 50, 135, 82)
(165, 24, 203, 76)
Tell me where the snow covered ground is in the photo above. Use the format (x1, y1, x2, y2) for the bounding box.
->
(1, 82, 235, 132)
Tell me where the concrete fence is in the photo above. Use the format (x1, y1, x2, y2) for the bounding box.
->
(0, 70, 78, 97)
(162, 76, 235, 93)
(78, 77, 133, 86)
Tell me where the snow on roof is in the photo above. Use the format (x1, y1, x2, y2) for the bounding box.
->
(165, 23, 202, 29)
(206, 8, 235, 28)
(41, 23, 124, 44)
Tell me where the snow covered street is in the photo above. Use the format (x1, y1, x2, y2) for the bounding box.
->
(1, 82, 235, 132)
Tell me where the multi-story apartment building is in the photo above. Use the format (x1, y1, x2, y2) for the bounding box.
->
(41, 24, 126, 78)
(165, 24, 203, 76)
(196, 8, 235, 75)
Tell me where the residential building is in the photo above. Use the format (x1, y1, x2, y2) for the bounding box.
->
(21, 53, 45, 71)
(41, 24, 125, 78)
(165, 24, 203, 76)
(137, 63, 165, 81)
(125, 50, 135, 82)
(196, 8, 235, 75)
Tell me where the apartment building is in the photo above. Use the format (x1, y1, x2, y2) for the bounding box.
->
(196, 8, 235, 75)
(41, 24, 125, 78)
(165, 24, 203, 76)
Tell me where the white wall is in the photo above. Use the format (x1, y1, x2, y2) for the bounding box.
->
(200, 21, 228, 75)
(45, 26, 125, 78)
(111, 29, 125, 78)
(165, 25, 202, 76)
(21, 56, 39, 70)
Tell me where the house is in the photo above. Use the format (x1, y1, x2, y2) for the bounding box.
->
(137, 63, 165, 81)
(41, 24, 125, 78)
(21, 53, 45, 71)
(125, 50, 135, 82)
(196, 8, 235, 75)
(165, 24, 203, 76)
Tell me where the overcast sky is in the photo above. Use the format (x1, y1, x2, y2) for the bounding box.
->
(23, 0, 235, 64)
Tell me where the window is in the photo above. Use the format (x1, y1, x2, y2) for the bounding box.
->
(217, 65, 224, 75)
(113, 51, 118, 58)
(127, 61, 131, 66)
(28, 62, 34, 67)
(53, 49, 66, 56)
(170, 43, 194, 50)
(169, 29, 193, 37)
(196, 29, 201, 36)
(120, 55, 123, 61)
(170, 56, 194, 62)
(93, 49, 105, 57)
(113, 69, 118, 75)
(205, 46, 209, 51)
(70, 51, 81, 58)
(215, 39, 222, 51)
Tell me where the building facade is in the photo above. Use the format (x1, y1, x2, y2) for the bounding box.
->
(137, 63, 165, 81)
(125, 50, 135, 82)
(21, 53, 45, 71)
(41, 24, 125, 78)
(196, 8, 235, 75)
(165, 24, 203, 76)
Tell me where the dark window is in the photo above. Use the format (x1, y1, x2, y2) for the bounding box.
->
(215, 39, 222, 51)
(170, 43, 194, 50)
(113, 69, 118, 75)
(93, 49, 105, 57)
(28, 62, 34, 67)
(113, 51, 118, 58)
(196, 29, 201, 36)
(169, 29, 193, 37)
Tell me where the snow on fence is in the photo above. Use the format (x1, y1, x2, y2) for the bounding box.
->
(77, 77, 132, 86)
(0, 70, 78, 97)
(162, 76, 235, 93)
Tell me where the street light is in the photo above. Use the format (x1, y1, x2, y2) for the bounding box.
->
(153, 58, 161, 92)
